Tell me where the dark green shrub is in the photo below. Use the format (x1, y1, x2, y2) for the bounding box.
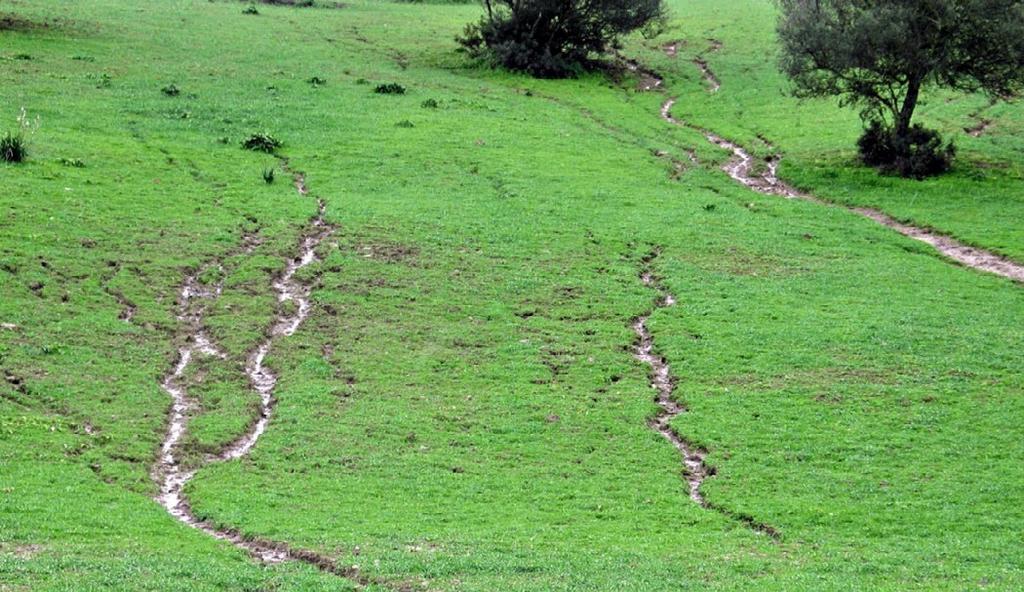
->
(858, 120, 955, 179)
(308, 76, 326, 86)
(374, 82, 406, 94)
(457, 0, 665, 78)
(395, 120, 415, 128)
(161, 84, 180, 96)
(241, 132, 282, 153)
(421, 98, 439, 108)
(262, 167, 276, 184)
(243, 4, 260, 14)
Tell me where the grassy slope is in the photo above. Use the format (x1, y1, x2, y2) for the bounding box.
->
(1, 1, 1022, 590)
(640, 0, 1024, 261)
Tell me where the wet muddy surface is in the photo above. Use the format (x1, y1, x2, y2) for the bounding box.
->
(692, 58, 720, 93)
(658, 94, 1024, 282)
(632, 252, 781, 537)
(632, 252, 708, 504)
(151, 173, 369, 584)
(965, 119, 992, 137)
(622, 58, 663, 92)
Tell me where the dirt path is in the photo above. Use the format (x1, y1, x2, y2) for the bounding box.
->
(647, 43, 1023, 282)
(151, 170, 371, 585)
(632, 252, 708, 504)
(661, 98, 1024, 282)
(633, 251, 781, 537)
(692, 58, 720, 93)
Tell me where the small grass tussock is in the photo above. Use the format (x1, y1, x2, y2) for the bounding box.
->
(161, 84, 181, 97)
(241, 132, 282, 153)
(242, 4, 260, 14)
(374, 82, 406, 94)
(262, 167, 276, 184)
(1, 108, 39, 164)
(421, 98, 439, 108)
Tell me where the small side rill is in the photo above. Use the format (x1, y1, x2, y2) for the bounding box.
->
(150, 171, 374, 586)
(631, 250, 779, 537)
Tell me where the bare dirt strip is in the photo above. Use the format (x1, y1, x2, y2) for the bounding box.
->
(151, 169, 377, 587)
(632, 250, 781, 538)
(647, 43, 1024, 283)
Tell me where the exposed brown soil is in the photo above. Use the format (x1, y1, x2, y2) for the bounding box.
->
(692, 58, 720, 93)
(150, 170, 379, 585)
(662, 41, 683, 58)
(660, 96, 1024, 283)
(632, 250, 780, 537)
(632, 251, 707, 503)
(965, 119, 993, 137)
(621, 58, 663, 92)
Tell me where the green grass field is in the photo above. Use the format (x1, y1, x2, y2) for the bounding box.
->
(2, 1, 1022, 590)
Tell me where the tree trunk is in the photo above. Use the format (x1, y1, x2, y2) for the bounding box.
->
(895, 75, 922, 139)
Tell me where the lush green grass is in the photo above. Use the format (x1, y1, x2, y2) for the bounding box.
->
(633, 0, 1024, 260)
(2, 0, 1022, 590)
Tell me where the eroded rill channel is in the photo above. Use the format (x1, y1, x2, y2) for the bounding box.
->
(633, 252, 780, 537)
(151, 170, 367, 584)
(652, 48, 1024, 282)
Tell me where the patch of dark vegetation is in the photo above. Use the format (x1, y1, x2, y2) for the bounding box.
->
(0, 14, 50, 32)
(259, 0, 315, 6)
(241, 132, 282, 153)
(421, 98, 439, 108)
(58, 157, 85, 168)
(457, 0, 665, 78)
(0, 132, 27, 163)
(307, 76, 326, 86)
(242, 3, 260, 14)
(858, 119, 955, 179)
(374, 82, 406, 95)
(262, 167, 276, 184)
(161, 84, 181, 97)
(395, 119, 415, 128)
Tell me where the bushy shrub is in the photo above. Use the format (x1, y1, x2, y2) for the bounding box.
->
(242, 4, 259, 14)
(242, 132, 282, 153)
(421, 98, 439, 108)
(457, 0, 665, 78)
(858, 120, 955, 179)
(161, 84, 180, 96)
(374, 82, 406, 94)
(262, 167, 276, 184)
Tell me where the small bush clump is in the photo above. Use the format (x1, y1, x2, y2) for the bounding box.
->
(58, 157, 85, 168)
(1, 108, 39, 164)
(241, 132, 282, 153)
(242, 4, 260, 14)
(308, 76, 326, 86)
(0, 132, 26, 163)
(374, 82, 406, 95)
(421, 98, 439, 108)
(395, 119, 415, 128)
(858, 120, 955, 179)
(262, 167, 276, 184)
(161, 84, 180, 96)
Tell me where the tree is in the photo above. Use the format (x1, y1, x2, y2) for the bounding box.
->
(458, 0, 665, 78)
(777, 0, 1024, 176)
